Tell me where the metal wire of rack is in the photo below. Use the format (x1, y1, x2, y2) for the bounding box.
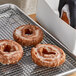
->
(0, 4, 76, 76)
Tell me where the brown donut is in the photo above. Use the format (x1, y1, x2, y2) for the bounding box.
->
(0, 40, 23, 65)
(31, 44, 66, 67)
(61, 12, 69, 24)
(13, 25, 43, 46)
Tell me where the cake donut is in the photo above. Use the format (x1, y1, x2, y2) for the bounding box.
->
(31, 44, 66, 67)
(13, 25, 43, 46)
(58, 0, 76, 29)
(0, 40, 23, 65)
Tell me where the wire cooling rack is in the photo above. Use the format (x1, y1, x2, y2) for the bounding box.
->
(0, 4, 76, 76)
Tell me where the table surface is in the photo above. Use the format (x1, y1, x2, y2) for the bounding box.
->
(29, 14, 36, 22)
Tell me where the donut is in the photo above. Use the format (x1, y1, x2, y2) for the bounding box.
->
(61, 11, 69, 24)
(0, 40, 23, 65)
(13, 25, 43, 46)
(61, 5, 70, 25)
(31, 44, 66, 67)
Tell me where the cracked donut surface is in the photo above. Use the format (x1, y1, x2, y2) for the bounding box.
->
(0, 40, 23, 65)
(13, 25, 43, 46)
(31, 44, 66, 67)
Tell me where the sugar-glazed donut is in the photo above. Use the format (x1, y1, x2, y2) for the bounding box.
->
(0, 40, 23, 65)
(31, 44, 66, 67)
(13, 25, 43, 46)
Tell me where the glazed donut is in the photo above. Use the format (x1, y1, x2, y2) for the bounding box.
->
(13, 25, 43, 46)
(0, 40, 23, 65)
(31, 44, 66, 67)
(61, 11, 69, 24)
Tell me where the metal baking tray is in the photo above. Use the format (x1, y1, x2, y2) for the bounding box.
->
(56, 68, 76, 76)
(0, 4, 76, 76)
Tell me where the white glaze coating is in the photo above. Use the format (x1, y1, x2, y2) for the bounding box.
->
(15, 26, 39, 40)
(15, 26, 25, 36)
(0, 41, 7, 45)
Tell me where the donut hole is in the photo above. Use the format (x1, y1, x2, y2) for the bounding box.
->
(25, 29, 33, 35)
(42, 48, 56, 55)
(3, 45, 14, 52)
